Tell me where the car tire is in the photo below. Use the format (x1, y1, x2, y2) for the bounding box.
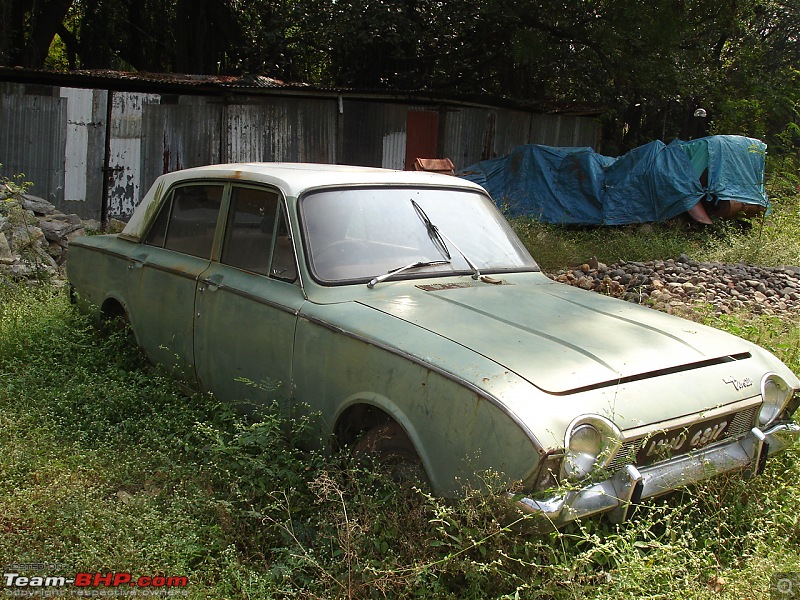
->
(352, 421, 430, 489)
(101, 309, 133, 342)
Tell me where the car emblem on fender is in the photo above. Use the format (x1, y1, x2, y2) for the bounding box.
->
(723, 376, 754, 391)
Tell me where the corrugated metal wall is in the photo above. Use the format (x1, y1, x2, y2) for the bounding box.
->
(0, 80, 600, 220)
(226, 98, 337, 163)
(59, 87, 107, 217)
(441, 108, 600, 168)
(0, 83, 68, 213)
(108, 92, 161, 217)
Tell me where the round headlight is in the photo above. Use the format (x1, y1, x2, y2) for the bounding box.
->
(758, 373, 792, 427)
(562, 424, 601, 480)
(561, 415, 622, 482)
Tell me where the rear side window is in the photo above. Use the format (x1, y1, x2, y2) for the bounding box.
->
(144, 198, 170, 247)
(145, 184, 224, 258)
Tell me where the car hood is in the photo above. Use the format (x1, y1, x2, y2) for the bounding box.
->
(356, 277, 754, 395)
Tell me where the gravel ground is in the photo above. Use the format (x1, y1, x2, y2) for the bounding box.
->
(548, 253, 800, 319)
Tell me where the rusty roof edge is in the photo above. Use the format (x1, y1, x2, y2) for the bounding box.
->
(0, 66, 604, 116)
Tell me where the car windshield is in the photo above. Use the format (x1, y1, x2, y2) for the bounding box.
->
(301, 186, 539, 284)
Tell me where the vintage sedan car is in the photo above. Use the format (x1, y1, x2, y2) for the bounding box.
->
(67, 163, 800, 526)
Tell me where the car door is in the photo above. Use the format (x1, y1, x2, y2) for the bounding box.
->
(126, 182, 225, 385)
(193, 184, 304, 406)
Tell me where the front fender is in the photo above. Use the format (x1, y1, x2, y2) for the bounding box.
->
(294, 314, 542, 496)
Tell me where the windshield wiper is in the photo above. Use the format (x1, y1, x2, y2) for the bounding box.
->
(411, 199, 481, 280)
(412, 199, 451, 260)
(367, 260, 451, 288)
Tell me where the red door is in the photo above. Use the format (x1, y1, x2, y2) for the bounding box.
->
(404, 110, 439, 170)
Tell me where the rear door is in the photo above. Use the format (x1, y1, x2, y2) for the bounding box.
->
(126, 182, 225, 385)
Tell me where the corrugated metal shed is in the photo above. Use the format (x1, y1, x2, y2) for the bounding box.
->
(0, 83, 66, 209)
(0, 69, 601, 221)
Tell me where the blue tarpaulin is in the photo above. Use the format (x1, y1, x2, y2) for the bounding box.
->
(458, 135, 769, 225)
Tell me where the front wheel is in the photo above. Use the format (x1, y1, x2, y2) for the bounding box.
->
(352, 421, 430, 489)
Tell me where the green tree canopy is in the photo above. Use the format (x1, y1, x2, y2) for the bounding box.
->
(2, 0, 799, 158)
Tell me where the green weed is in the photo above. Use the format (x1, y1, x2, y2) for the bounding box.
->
(2, 189, 800, 597)
(514, 189, 800, 273)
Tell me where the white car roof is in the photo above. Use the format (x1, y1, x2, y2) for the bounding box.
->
(121, 162, 483, 241)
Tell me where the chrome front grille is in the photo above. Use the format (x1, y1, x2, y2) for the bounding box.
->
(607, 405, 759, 472)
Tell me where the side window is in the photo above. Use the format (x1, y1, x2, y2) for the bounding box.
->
(271, 205, 297, 283)
(221, 187, 279, 275)
(154, 184, 224, 258)
(144, 196, 171, 247)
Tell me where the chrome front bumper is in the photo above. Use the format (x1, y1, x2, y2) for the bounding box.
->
(515, 422, 800, 527)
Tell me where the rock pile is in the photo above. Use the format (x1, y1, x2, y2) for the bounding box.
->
(0, 190, 101, 280)
(550, 254, 800, 318)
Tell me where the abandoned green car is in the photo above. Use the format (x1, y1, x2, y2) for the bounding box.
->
(67, 163, 800, 526)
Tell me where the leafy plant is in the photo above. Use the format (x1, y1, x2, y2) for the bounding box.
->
(2, 189, 800, 598)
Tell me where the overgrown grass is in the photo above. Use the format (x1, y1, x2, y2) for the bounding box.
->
(515, 188, 800, 272)
(1, 193, 800, 598)
(1, 288, 799, 599)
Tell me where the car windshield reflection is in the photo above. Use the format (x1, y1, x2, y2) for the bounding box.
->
(301, 186, 539, 284)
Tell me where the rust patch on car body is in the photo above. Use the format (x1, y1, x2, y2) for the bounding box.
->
(416, 282, 477, 291)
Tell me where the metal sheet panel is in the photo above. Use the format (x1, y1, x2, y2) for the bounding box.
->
(382, 104, 408, 168)
(227, 103, 270, 162)
(269, 97, 337, 163)
(226, 97, 337, 164)
(107, 91, 161, 218)
(342, 100, 407, 167)
(441, 107, 491, 169)
(0, 83, 65, 207)
(548, 114, 600, 147)
(573, 116, 600, 147)
(153, 96, 223, 170)
(382, 131, 406, 170)
(528, 114, 599, 148)
(529, 114, 559, 145)
(404, 109, 439, 169)
(342, 100, 384, 167)
(60, 87, 90, 203)
(58, 87, 108, 219)
(492, 110, 534, 157)
(443, 108, 600, 170)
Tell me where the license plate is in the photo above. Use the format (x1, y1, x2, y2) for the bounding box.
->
(636, 414, 735, 465)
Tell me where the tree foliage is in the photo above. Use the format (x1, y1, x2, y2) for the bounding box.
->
(2, 0, 799, 158)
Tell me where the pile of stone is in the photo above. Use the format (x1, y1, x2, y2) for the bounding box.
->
(0, 190, 102, 280)
(549, 254, 800, 318)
